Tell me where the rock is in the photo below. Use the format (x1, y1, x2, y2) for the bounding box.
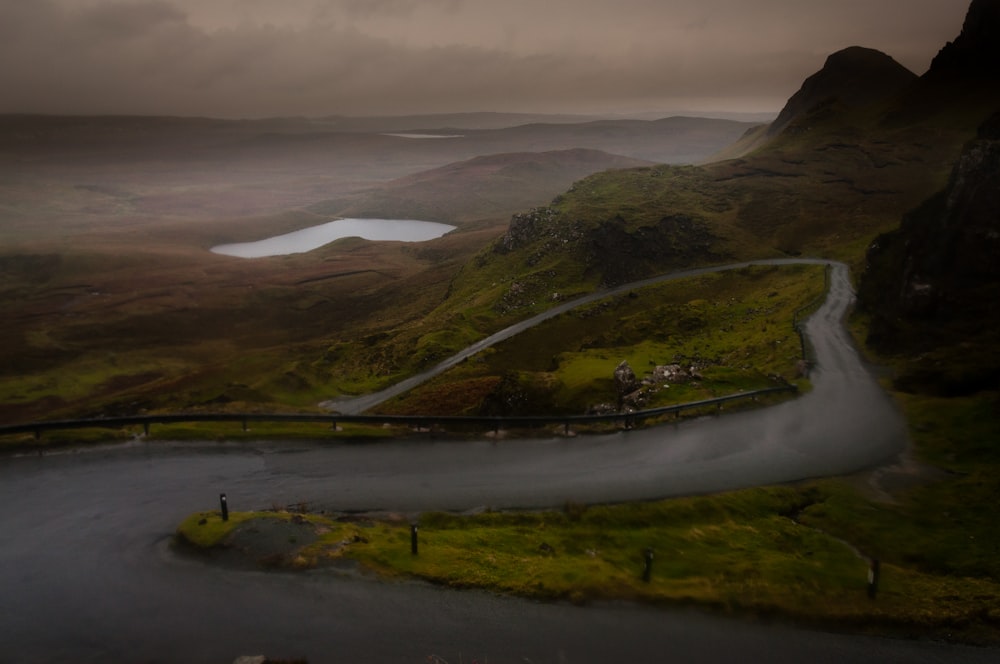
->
(613, 361, 640, 406)
(496, 207, 559, 253)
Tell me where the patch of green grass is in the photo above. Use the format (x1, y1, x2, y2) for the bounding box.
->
(356, 491, 1000, 635)
(177, 510, 265, 548)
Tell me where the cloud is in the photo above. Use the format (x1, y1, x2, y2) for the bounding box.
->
(81, 0, 185, 36)
(0, 0, 969, 118)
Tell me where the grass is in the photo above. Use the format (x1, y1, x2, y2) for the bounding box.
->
(182, 480, 1000, 641)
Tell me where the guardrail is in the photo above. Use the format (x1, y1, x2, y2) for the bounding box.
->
(0, 384, 797, 441)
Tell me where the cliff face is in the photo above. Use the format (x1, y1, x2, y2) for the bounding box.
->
(859, 113, 1000, 394)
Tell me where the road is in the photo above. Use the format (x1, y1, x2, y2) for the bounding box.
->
(1, 260, 990, 663)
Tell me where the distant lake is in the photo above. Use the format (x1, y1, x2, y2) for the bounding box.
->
(211, 218, 457, 258)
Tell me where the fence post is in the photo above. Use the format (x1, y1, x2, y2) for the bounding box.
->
(867, 558, 880, 599)
(642, 547, 654, 582)
(411, 524, 419, 555)
(220, 493, 229, 522)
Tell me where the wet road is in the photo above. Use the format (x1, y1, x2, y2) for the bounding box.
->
(1, 261, 991, 662)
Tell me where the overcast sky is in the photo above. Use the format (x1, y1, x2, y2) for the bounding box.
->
(0, 0, 971, 118)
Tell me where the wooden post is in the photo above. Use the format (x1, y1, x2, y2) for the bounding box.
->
(642, 548, 654, 582)
(411, 524, 419, 555)
(220, 493, 229, 522)
(867, 558, 880, 599)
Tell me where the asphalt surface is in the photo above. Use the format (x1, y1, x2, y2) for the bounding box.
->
(1, 260, 991, 663)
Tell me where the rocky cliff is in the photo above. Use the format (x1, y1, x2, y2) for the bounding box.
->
(859, 113, 1000, 394)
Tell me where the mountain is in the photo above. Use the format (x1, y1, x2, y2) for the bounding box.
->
(713, 47, 916, 159)
(767, 47, 916, 137)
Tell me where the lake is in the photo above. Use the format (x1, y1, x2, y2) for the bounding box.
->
(211, 218, 457, 258)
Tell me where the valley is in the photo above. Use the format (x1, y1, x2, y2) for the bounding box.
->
(1, 0, 1000, 659)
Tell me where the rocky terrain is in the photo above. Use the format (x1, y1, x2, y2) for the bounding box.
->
(860, 112, 1000, 394)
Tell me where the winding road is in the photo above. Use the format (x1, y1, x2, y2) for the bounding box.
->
(1, 260, 992, 663)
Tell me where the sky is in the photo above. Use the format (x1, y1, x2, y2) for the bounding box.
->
(0, 0, 971, 119)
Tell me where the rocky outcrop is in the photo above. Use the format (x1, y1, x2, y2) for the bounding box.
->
(495, 207, 562, 253)
(859, 112, 1000, 394)
(587, 214, 718, 286)
(768, 46, 916, 137)
(607, 360, 707, 413)
(614, 361, 640, 410)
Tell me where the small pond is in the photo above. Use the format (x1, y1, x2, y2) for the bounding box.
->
(211, 218, 457, 258)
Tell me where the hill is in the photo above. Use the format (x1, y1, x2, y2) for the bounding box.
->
(311, 149, 653, 225)
(767, 47, 916, 138)
(713, 46, 916, 160)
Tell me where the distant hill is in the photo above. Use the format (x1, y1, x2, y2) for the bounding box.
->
(472, 116, 760, 164)
(313, 112, 607, 132)
(316, 148, 652, 224)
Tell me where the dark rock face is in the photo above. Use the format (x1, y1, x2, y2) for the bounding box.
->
(859, 112, 1000, 394)
(496, 207, 562, 253)
(587, 214, 717, 286)
(768, 46, 916, 136)
(929, 0, 1000, 76)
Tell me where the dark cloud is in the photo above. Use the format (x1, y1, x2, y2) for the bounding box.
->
(0, 0, 970, 118)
